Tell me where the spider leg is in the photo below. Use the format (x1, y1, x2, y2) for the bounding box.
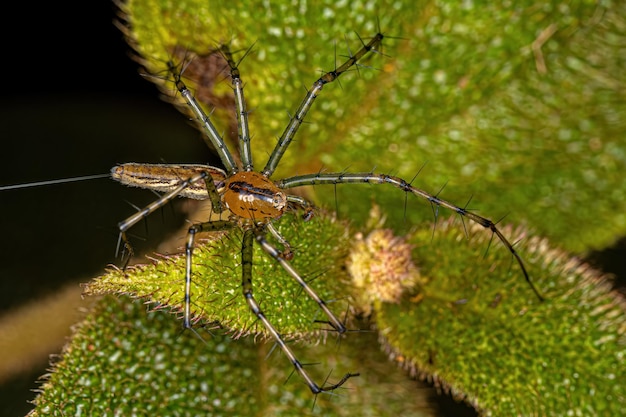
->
(243, 229, 357, 393)
(202, 169, 224, 214)
(113, 171, 211, 260)
(286, 194, 315, 220)
(111, 165, 226, 263)
(278, 171, 544, 301)
(183, 220, 234, 328)
(265, 221, 294, 260)
(262, 33, 385, 178)
(220, 44, 254, 172)
(167, 60, 238, 174)
(255, 232, 347, 333)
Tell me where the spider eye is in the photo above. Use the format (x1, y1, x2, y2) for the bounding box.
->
(273, 192, 287, 210)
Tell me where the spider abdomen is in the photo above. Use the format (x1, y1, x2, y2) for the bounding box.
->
(111, 163, 226, 200)
(223, 171, 287, 220)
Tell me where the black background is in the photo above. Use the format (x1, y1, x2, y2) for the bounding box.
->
(0, 1, 216, 415)
(1, 1, 216, 313)
(0, 1, 623, 416)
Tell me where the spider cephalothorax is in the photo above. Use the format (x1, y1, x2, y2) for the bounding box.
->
(223, 171, 287, 220)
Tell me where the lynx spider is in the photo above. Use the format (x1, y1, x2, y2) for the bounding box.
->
(111, 32, 543, 394)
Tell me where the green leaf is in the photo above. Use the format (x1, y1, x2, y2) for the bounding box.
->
(29, 295, 433, 417)
(31, 216, 626, 416)
(85, 212, 352, 339)
(28, 1, 626, 416)
(375, 219, 626, 415)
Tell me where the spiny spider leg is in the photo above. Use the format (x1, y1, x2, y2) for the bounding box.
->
(111, 163, 227, 258)
(265, 221, 294, 260)
(220, 45, 253, 171)
(184, 220, 234, 328)
(113, 170, 208, 259)
(245, 230, 358, 393)
(167, 60, 238, 174)
(262, 33, 384, 177)
(278, 172, 544, 301)
(256, 233, 347, 333)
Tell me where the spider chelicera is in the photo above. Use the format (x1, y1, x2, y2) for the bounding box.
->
(111, 32, 542, 394)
